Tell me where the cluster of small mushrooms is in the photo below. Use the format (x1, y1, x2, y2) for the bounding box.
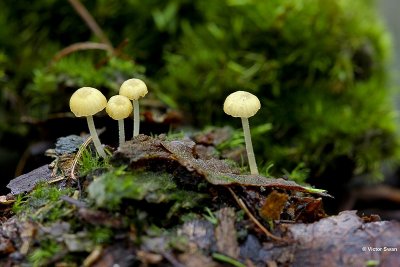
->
(69, 78, 148, 158)
(70, 79, 260, 175)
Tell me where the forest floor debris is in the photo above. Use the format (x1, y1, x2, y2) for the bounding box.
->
(1, 133, 399, 266)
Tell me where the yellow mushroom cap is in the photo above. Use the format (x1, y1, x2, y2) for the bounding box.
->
(69, 87, 107, 117)
(106, 95, 133, 120)
(119, 78, 148, 100)
(223, 91, 261, 118)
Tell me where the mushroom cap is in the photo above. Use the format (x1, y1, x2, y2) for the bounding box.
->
(70, 87, 107, 117)
(119, 78, 148, 100)
(106, 95, 133, 120)
(223, 91, 261, 118)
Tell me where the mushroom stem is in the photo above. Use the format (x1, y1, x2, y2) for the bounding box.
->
(132, 99, 140, 137)
(241, 117, 258, 175)
(86, 116, 106, 158)
(118, 119, 125, 147)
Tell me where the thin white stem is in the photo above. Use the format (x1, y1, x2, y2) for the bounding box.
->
(133, 99, 140, 137)
(86, 116, 106, 158)
(118, 119, 125, 147)
(241, 117, 258, 175)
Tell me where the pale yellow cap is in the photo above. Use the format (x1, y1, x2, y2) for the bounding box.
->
(223, 91, 261, 118)
(70, 87, 107, 117)
(106, 95, 133, 120)
(119, 78, 148, 100)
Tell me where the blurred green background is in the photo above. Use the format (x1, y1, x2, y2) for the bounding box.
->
(1, 0, 399, 200)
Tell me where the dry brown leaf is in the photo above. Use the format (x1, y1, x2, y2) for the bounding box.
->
(114, 135, 331, 197)
(259, 191, 289, 221)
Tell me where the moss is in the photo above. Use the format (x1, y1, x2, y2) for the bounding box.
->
(4, 133, 337, 265)
(11, 193, 28, 214)
(88, 226, 114, 245)
(79, 146, 111, 176)
(159, 0, 397, 180)
(12, 182, 74, 223)
(28, 239, 61, 267)
(26, 55, 146, 119)
(87, 168, 210, 219)
(282, 163, 310, 184)
(203, 207, 218, 225)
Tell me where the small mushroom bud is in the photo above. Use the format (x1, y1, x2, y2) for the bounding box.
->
(106, 95, 133, 147)
(70, 87, 107, 158)
(223, 91, 261, 175)
(119, 78, 148, 137)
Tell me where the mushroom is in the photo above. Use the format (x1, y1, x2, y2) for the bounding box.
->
(106, 95, 133, 147)
(70, 87, 107, 158)
(119, 78, 148, 137)
(223, 91, 261, 175)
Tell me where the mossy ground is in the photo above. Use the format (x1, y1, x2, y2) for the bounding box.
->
(5, 146, 218, 266)
(1, 132, 331, 266)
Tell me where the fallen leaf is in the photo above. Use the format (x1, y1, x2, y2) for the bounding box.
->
(7, 165, 52, 195)
(113, 135, 331, 197)
(291, 196, 326, 222)
(259, 191, 289, 221)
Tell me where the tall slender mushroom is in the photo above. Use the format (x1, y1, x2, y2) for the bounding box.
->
(106, 95, 132, 147)
(223, 91, 261, 175)
(119, 78, 148, 137)
(70, 87, 107, 158)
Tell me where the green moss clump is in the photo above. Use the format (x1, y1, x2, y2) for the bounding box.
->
(88, 226, 114, 245)
(28, 239, 61, 267)
(12, 182, 74, 223)
(160, 0, 398, 180)
(25, 56, 145, 119)
(79, 146, 111, 176)
(87, 168, 209, 219)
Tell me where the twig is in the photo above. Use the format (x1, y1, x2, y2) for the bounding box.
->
(60, 195, 87, 209)
(48, 176, 66, 184)
(227, 187, 287, 242)
(68, 0, 113, 50)
(70, 136, 93, 180)
(52, 42, 111, 62)
(95, 38, 131, 68)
